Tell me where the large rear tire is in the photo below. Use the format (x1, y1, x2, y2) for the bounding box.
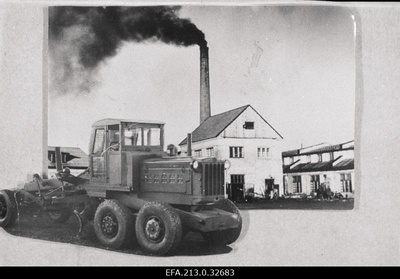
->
(93, 199, 135, 249)
(135, 202, 182, 256)
(0, 190, 18, 228)
(201, 199, 242, 246)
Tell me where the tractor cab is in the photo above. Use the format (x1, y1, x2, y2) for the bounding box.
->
(88, 119, 166, 196)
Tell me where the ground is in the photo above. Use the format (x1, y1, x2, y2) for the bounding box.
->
(3, 198, 353, 257)
(235, 197, 354, 210)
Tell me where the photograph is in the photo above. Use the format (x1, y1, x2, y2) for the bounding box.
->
(0, 4, 356, 258)
(4, 1, 399, 267)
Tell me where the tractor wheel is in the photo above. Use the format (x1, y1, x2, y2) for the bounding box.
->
(93, 199, 135, 249)
(0, 190, 18, 228)
(201, 199, 242, 246)
(135, 202, 182, 256)
(47, 208, 72, 223)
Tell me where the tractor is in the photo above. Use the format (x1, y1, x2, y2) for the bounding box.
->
(0, 118, 242, 255)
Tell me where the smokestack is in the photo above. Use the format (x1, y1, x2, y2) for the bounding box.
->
(200, 45, 211, 124)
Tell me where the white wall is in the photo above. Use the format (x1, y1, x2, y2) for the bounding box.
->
(0, 4, 47, 189)
(286, 170, 354, 195)
(183, 136, 283, 196)
(181, 106, 284, 195)
(223, 106, 282, 139)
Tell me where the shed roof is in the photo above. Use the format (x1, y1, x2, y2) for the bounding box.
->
(283, 158, 354, 173)
(48, 146, 89, 169)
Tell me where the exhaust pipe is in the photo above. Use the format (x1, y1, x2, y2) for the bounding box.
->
(200, 45, 211, 124)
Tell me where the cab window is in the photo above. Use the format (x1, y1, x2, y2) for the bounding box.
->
(124, 126, 161, 146)
(108, 125, 120, 151)
(92, 129, 105, 154)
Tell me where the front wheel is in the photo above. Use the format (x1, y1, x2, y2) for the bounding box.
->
(135, 202, 182, 256)
(0, 190, 18, 228)
(93, 199, 135, 249)
(201, 199, 242, 246)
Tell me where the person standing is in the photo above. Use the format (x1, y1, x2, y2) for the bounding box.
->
(326, 186, 332, 200)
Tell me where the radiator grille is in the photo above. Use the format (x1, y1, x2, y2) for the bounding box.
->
(202, 162, 225, 196)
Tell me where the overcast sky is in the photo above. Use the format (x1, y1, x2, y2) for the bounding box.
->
(48, 5, 355, 154)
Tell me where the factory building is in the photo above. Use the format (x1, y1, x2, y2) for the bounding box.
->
(282, 140, 354, 196)
(179, 104, 284, 201)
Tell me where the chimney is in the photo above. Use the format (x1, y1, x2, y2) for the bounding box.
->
(200, 45, 211, 124)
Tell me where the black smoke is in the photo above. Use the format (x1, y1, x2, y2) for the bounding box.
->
(49, 6, 206, 94)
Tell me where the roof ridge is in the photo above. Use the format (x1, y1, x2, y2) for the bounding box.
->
(207, 104, 250, 119)
(179, 105, 250, 146)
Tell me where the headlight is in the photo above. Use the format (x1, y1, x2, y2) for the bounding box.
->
(224, 160, 231, 170)
(192, 160, 200, 171)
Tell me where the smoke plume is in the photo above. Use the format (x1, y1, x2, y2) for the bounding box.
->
(49, 6, 206, 95)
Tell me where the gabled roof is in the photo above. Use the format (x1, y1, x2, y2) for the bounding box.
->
(48, 146, 89, 169)
(179, 104, 283, 145)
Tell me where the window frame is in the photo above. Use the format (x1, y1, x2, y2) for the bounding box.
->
(194, 149, 203, 157)
(92, 128, 105, 154)
(229, 146, 244, 158)
(243, 121, 255, 130)
(206, 147, 215, 157)
(257, 147, 271, 159)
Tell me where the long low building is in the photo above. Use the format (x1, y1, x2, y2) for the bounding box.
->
(47, 146, 89, 177)
(282, 140, 354, 196)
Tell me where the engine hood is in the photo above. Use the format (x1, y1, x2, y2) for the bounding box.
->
(141, 156, 221, 168)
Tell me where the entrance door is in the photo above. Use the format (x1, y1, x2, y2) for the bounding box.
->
(265, 179, 275, 199)
(230, 175, 245, 202)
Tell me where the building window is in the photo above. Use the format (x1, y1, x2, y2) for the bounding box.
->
(48, 153, 55, 163)
(230, 146, 244, 158)
(310, 174, 321, 192)
(194, 149, 202, 157)
(243, 121, 254, 130)
(231, 174, 245, 184)
(292, 175, 302, 193)
(318, 153, 322, 162)
(340, 173, 353, 192)
(62, 154, 68, 164)
(329, 152, 334, 161)
(206, 147, 215, 157)
(257, 147, 271, 158)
